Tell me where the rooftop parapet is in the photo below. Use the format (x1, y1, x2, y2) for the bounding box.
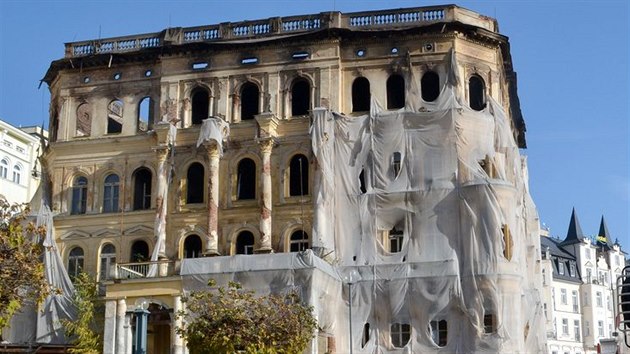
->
(64, 5, 497, 58)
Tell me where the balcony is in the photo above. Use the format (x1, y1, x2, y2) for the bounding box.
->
(114, 260, 176, 279)
(64, 5, 497, 58)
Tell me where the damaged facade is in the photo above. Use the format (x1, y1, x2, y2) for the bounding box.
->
(34, 5, 544, 353)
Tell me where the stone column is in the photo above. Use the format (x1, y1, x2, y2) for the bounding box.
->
(103, 300, 117, 353)
(172, 295, 185, 354)
(154, 147, 169, 260)
(204, 142, 221, 256)
(257, 138, 275, 253)
(115, 298, 127, 354)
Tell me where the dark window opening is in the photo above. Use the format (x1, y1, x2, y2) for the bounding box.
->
(186, 163, 204, 204)
(292, 51, 310, 60)
(421, 71, 440, 102)
(133, 168, 152, 210)
(184, 235, 202, 259)
(192, 62, 208, 70)
(429, 320, 448, 347)
(138, 97, 153, 132)
(236, 231, 255, 255)
(240, 82, 260, 120)
(386, 74, 405, 109)
(469, 75, 486, 111)
(130, 240, 149, 262)
(291, 78, 311, 116)
(484, 314, 496, 334)
(107, 100, 123, 134)
(290, 230, 309, 252)
(352, 77, 371, 112)
(68, 247, 84, 279)
(392, 152, 402, 178)
(191, 87, 209, 125)
(241, 57, 258, 65)
(289, 154, 309, 196)
(71, 176, 88, 215)
(362, 323, 370, 348)
(389, 227, 404, 253)
(103, 174, 120, 213)
(237, 158, 256, 200)
(76, 103, 92, 137)
(391, 323, 411, 348)
(359, 169, 367, 194)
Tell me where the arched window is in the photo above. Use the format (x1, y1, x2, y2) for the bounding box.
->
(191, 87, 209, 125)
(289, 230, 309, 252)
(186, 163, 204, 204)
(291, 78, 310, 116)
(391, 323, 411, 348)
(130, 240, 149, 262)
(240, 82, 260, 120)
(103, 174, 120, 213)
(183, 234, 203, 259)
(12, 165, 21, 184)
(352, 77, 371, 112)
(289, 154, 308, 196)
(236, 231, 255, 255)
(71, 176, 88, 215)
(386, 74, 405, 109)
(76, 103, 92, 136)
(421, 71, 440, 102)
(237, 158, 256, 200)
(100, 244, 116, 280)
(137, 97, 153, 132)
(68, 246, 84, 278)
(0, 159, 8, 179)
(133, 168, 152, 210)
(107, 99, 123, 134)
(469, 75, 486, 111)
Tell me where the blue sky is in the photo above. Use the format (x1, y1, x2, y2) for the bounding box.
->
(0, 0, 628, 248)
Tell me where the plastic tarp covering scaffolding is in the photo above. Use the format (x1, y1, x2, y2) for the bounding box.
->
(182, 50, 545, 353)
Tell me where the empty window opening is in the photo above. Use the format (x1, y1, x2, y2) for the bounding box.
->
(103, 174, 120, 213)
(289, 154, 309, 196)
(292, 51, 310, 60)
(71, 176, 88, 215)
(429, 320, 448, 347)
(352, 77, 371, 112)
(478, 156, 496, 178)
(391, 47, 399, 54)
(386, 74, 405, 109)
(359, 169, 367, 194)
(236, 231, 255, 255)
(191, 87, 210, 125)
(100, 243, 116, 281)
(391, 323, 411, 348)
(76, 103, 92, 136)
(356, 49, 366, 57)
(107, 99, 123, 134)
(113, 73, 121, 80)
(484, 314, 496, 334)
(237, 158, 256, 200)
(241, 57, 259, 65)
(0, 159, 7, 179)
(137, 97, 153, 132)
(469, 75, 486, 111)
(186, 162, 204, 204)
(290, 230, 309, 252)
(421, 71, 440, 102)
(391, 152, 402, 178)
(361, 323, 370, 348)
(389, 227, 404, 253)
(68, 247, 84, 279)
(144, 69, 152, 77)
(192, 62, 208, 70)
(183, 234, 203, 259)
(130, 240, 149, 262)
(502, 224, 513, 261)
(12, 165, 21, 184)
(133, 168, 152, 210)
(240, 82, 260, 120)
(83, 76, 90, 84)
(291, 78, 311, 116)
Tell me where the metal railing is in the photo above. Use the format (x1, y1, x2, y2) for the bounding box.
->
(115, 260, 175, 279)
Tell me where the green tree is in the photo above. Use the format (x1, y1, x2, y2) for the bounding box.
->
(177, 280, 318, 354)
(61, 272, 103, 354)
(0, 198, 48, 330)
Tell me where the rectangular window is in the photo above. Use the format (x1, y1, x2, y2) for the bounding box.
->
(569, 263, 576, 276)
(596, 292, 602, 307)
(429, 320, 447, 347)
(391, 323, 411, 348)
(483, 314, 496, 334)
(574, 320, 580, 341)
(558, 262, 565, 275)
(560, 289, 567, 305)
(598, 321, 604, 337)
(572, 291, 578, 313)
(562, 318, 569, 335)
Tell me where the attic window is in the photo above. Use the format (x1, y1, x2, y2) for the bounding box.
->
(192, 62, 209, 70)
(83, 76, 90, 84)
(292, 51, 310, 60)
(241, 57, 258, 65)
(558, 262, 565, 275)
(144, 69, 152, 77)
(390, 47, 399, 54)
(391, 152, 402, 178)
(113, 73, 121, 80)
(356, 49, 366, 57)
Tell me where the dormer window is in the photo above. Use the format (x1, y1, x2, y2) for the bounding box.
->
(558, 261, 565, 275)
(569, 263, 576, 277)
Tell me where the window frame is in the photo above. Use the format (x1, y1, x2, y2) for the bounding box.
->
(103, 173, 120, 213)
(391, 322, 411, 348)
(68, 246, 85, 279)
(71, 176, 88, 215)
(99, 243, 116, 281)
(289, 230, 309, 252)
(429, 320, 447, 347)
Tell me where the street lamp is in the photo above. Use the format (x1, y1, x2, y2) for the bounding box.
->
(134, 298, 150, 354)
(343, 269, 360, 354)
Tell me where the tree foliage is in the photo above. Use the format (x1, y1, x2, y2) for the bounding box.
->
(0, 198, 48, 330)
(61, 272, 103, 354)
(178, 280, 318, 354)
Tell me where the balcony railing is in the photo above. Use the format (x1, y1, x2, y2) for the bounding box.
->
(64, 5, 497, 58)
(115, 260, 175, 279)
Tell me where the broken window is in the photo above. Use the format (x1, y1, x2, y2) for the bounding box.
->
(183, 234, 202, 259)
(237, 158, 256, 200)
(469, 75, 486, 111)
(130, 240, 149, 262)
(137, 97, 152, 132)
(290, 230, 309, 252)
(133, 168, 152, 210)
(68, 247, 84, 279)
(359, 169, 367, 194)
(389, 227, 404, 253)
(71, 176, 88, 215)
(191, 87, 210, 125)
(186, 162, 204, 204)
(103, 174, 120, 213)
(100, 243, 116, 281)
(429, 320, 448, 347)
(236, 231, 255, 255)
(240, 82, 260, 120)
(352, 77, 370, 112)
(107, 100, 123, 134)
(361, 323, 370, 348)
(386, 74, 405, 109)
(484, 314, 496, 334)
(289, 154, 308, 196)
(291, 78, 310, 116)
(76, 103, 92, 136)
(392, 152, 402, 178)
(391, 323, 411, 348)
(421, 70, 440, 102)
(502, 224, 513, 261)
